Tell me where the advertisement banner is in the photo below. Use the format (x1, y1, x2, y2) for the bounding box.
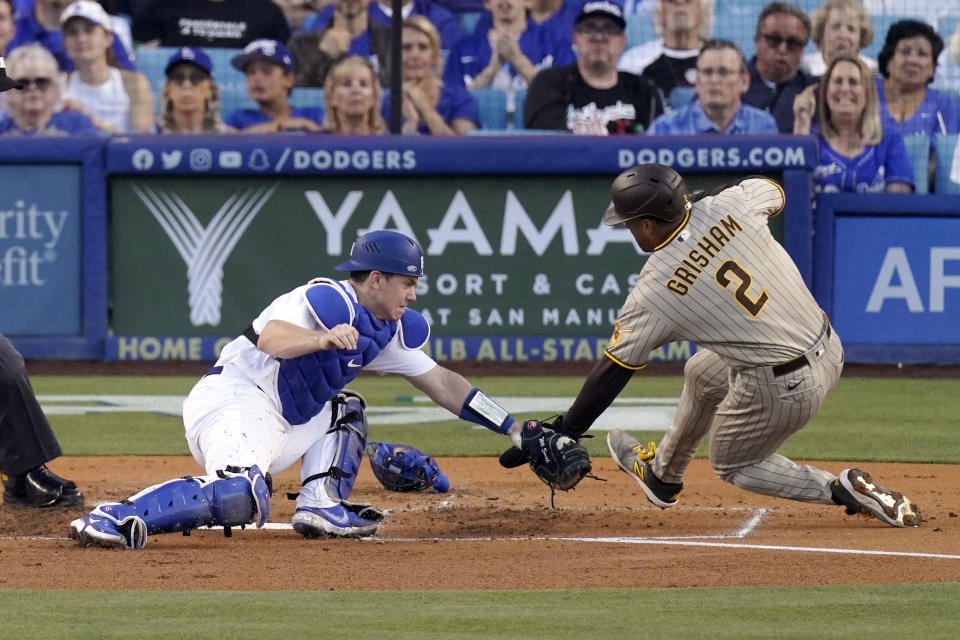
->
(0, 165, 82, 335)
(833, 217, 960, 344)
(109, 174, 749, 360)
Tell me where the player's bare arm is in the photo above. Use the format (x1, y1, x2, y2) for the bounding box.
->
(256, 318, 358, 359)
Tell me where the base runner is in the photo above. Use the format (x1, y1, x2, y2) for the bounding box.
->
(504, 164, 921, 528)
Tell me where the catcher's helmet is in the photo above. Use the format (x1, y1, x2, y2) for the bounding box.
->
(335, 229, 425, 277)
(602, 163, 691, 226)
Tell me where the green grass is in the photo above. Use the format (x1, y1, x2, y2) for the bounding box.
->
(2, 584, 959, 639)
(34, 374, 960, 462)
(15, 374, 960, 637)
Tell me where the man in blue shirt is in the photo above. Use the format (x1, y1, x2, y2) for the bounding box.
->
(226, 39, 324, 133)
(647, 39, 779, 135)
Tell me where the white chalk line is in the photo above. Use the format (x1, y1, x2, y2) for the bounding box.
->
(6, 507, 957, 561)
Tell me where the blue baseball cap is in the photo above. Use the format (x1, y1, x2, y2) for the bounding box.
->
(165, 47, 213, 77)
(231, 39, 295, 73)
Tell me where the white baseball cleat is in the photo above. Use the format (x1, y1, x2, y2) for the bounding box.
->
(831, 468, 922, 527)
(292, 505, 379, 538)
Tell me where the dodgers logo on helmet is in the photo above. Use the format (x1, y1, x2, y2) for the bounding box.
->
(334, 229, 425, 277)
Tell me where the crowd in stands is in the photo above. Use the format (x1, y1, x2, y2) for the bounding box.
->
(2, 0, 960, 192)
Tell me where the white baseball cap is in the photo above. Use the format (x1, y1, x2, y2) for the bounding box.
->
(59, 0, 113, 33)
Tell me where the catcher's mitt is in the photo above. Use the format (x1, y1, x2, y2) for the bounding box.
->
(365, 442, 450, 493)
(520, 419, 591, 498)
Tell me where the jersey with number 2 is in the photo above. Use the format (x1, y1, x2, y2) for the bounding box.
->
(605, 177, 825, 369)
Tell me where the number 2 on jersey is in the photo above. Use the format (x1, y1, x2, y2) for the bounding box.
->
(715, 261, 768, 317)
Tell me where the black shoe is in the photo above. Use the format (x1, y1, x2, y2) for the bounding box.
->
(2, 465, 84, 507)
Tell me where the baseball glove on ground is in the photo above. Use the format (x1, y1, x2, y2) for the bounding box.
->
(520, 420, 591, 495)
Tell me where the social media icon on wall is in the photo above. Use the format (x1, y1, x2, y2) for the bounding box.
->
(190, 149, 213, 171)
(132, 149, 154, 170)
(219, 151, 242, 169)
(162, 150, 183, 169)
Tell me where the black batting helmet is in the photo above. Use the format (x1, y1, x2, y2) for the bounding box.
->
(603, 164, 691, 226)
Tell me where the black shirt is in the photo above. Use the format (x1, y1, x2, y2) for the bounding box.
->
(133, 0, 290, 47)
(642, 54, 697, 100)
(742, 57, 819, 134)
(524, 64, 664, 134)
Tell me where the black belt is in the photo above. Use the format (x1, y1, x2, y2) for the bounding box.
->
(203, 365, 223, 377)
(772, 322, 831, 377)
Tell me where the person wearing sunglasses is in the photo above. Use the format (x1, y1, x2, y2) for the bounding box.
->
(647, 39, 778, 135)
(742, 2, 818, 133)
(58, 1, 153, 134)
(0, 43, 97, 136)
(156, 46, 230, 134)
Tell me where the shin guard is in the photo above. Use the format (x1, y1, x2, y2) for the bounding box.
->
(85, 465, 271, 549)
(301, 390, 368, 504)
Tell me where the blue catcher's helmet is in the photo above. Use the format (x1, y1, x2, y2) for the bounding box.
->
(335, 230, 425, 277)
(365, 442, 450, 493)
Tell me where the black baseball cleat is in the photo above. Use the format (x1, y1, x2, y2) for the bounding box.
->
(2, 465, 84, 507)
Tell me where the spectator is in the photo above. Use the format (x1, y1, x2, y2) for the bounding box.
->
(801, 0, 876, 77)
(321, 54, 385, 133)
(132, 0, 290, 48)
(617, 0, 714, 100)
(9, 0, 135, 71)
(0, 333, 84, 508)
(370, 0, 460, 51)
(794, 54, 913, 193)
(474, 0, 586, 56)
(647, 39, 778, 135)
(0, 0, 14, 55)
(58, 1, 152, 133)
(226, 39, 324, 133)
(0, 43, 97, 135)
(524, 1, 663, 134)
(273, 0, 324, 31)
(442, 0, 564, 94)
(390, 15, 478, 134)
(741, 1, 817, 133)
(290, 0, 392, 88)
(156, 46, 230, 134)
(877, 20, 959, 144)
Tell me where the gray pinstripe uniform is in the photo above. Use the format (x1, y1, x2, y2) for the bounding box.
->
(606, 177, 844, 504)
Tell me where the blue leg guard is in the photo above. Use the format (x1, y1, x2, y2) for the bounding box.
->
(69, 465, 271, 550)
(308, 390, 368, 503)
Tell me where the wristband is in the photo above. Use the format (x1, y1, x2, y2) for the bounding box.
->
(459, 387, 513, 435)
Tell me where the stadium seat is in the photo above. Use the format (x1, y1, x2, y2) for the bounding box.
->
(513, 89, 526, 129)
(290, 87, 325, 110)
(459, 11, 484, 35)
(469, 88, 507, 130)
(902, 132, 930, 194)
(670, 86, 696, 109)
(625, 14, 656, 49)
(934, 134, 960, 193)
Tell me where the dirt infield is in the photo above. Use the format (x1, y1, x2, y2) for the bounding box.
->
(2, 456, 958, 591)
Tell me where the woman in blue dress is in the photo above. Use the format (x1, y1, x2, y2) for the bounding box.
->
(876, 20, 959, 143)
(392, 15, 479, 135)
(794, 54, 914, 193)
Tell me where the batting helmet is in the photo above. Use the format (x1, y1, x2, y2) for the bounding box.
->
(334, 229, 425, 277)
(602, 164, 691, 226)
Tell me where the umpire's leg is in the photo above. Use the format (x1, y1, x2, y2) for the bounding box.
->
(0, 333, 63, 476)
